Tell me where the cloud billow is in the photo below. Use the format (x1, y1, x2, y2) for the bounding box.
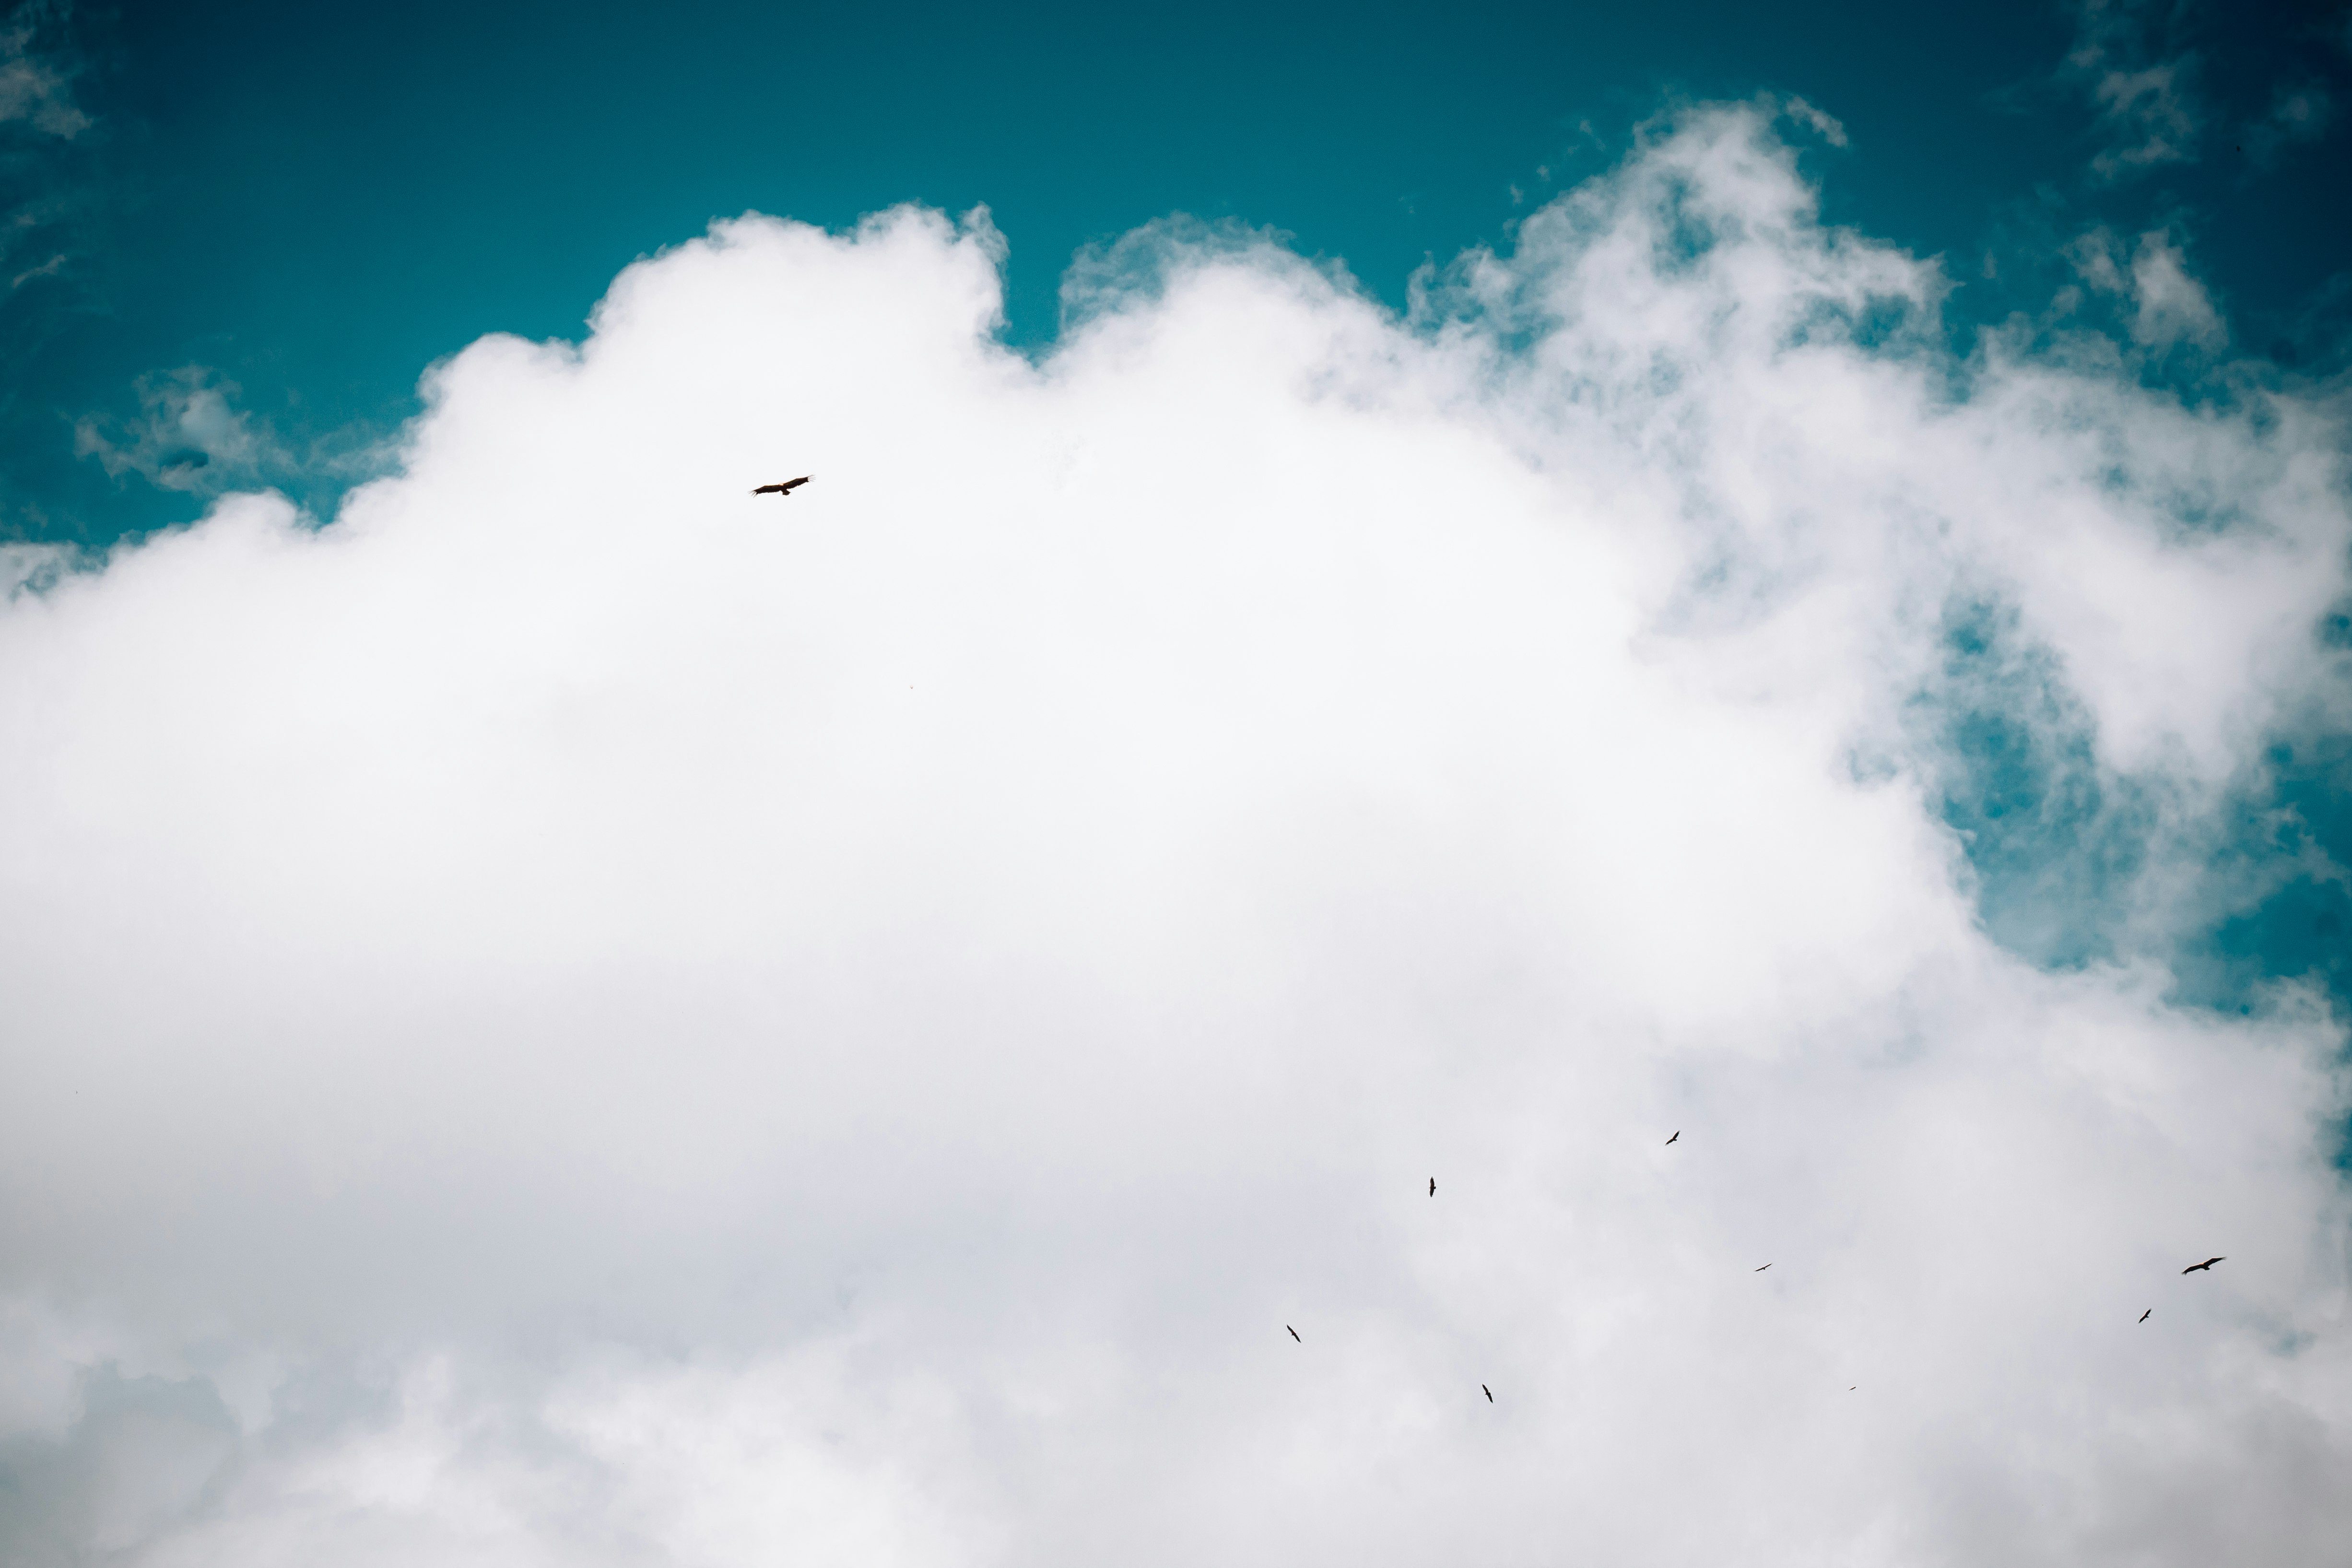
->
(0, 102, 2348, 1566)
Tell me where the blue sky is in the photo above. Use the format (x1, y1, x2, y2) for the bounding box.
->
(9, 0, 2349, 545)
(5, 4, 2352, 1563)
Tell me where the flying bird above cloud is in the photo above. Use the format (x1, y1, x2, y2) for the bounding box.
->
(752, 475, 811, 496)
(2183, 1258, 2225, 1274)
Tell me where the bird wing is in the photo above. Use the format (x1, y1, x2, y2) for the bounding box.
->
(1755, 1264, 1771, 1271)
(782, 475, 810, 491)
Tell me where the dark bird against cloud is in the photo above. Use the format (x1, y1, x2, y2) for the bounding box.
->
(751, 476, 811, 496)
(1429, 1177, 1435, 1196)
(1482, 1384, 1493, 1403)
(1755, 1264, 1771, 1272)
(2183, 1258, 2225, 1274)
(1287, 1325, 1300, 1342)
(1665, 1131, 1679, 1145)
(2140, 1309, 2152, 1322)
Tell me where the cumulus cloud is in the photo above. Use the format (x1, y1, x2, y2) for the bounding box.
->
(1, 102, 2349, 1566)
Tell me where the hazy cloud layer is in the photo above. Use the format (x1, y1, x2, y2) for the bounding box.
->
(1, 102, 2349, 1566)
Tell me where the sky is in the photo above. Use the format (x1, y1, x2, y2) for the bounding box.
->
(3, 1, 2352, 1564)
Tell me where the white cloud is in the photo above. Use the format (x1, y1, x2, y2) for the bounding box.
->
(0, 11, 87, 140)
(2069, 227, 2227, 352)
(1, 104, 2349, 1566)
(73, 366, 290, 495)
(2127, 230, 2227, 350)
(2065, 0, 2202, 181)
(2089, 61, 2200, 177)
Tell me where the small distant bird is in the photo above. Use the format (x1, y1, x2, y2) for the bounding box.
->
(1429, 1178, 1436, 1196)
(2139, 1309, 2152, 1322)
(1287, 1325, 1301, 1342)
(1754, 1264, 1771, 1272)
(1665, 1131, 1679, 1146)
(1482, 1384, 1493, 1403)
(752, 477, 811, 497)
(2183, 1257, 2225, 1274)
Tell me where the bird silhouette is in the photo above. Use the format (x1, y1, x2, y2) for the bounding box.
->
(1665, 1131, 1679, 1146)
(2139, 1309, 2152, 1322)
(1482, 1384, 1493, 1403)
(1754, 1264, 1771, 1272)
(751, 477, 811, 497)
(1287, 1325, 1301, 1342)
(2183, 1257, 2225, 1274)
(1429, 1178, 1436, 1196)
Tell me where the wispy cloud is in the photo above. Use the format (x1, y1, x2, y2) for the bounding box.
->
(2241, 81, 2334, 166)
(0, 2, 88, 140)
(2065, 0, 2203, 180)
(72, 366, 291, 495)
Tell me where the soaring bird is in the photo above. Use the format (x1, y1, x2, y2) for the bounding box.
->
(1754, 1264, 1771, 1272)
(1287, 1325, 1301, 1342)
(1482, 1384, 1493, 1403)
(2183, 1257, 2225, 1274)
(2139, 1309, 2152, 1322)
(1429, 1178, 1436, 1196)
(1665, 1131, 1680, 1146)
(752, 477, 811, 497)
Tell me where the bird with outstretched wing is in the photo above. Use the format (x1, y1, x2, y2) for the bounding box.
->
(2183, 1257, 2225, 1274)
(752, 477, 811, 497)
